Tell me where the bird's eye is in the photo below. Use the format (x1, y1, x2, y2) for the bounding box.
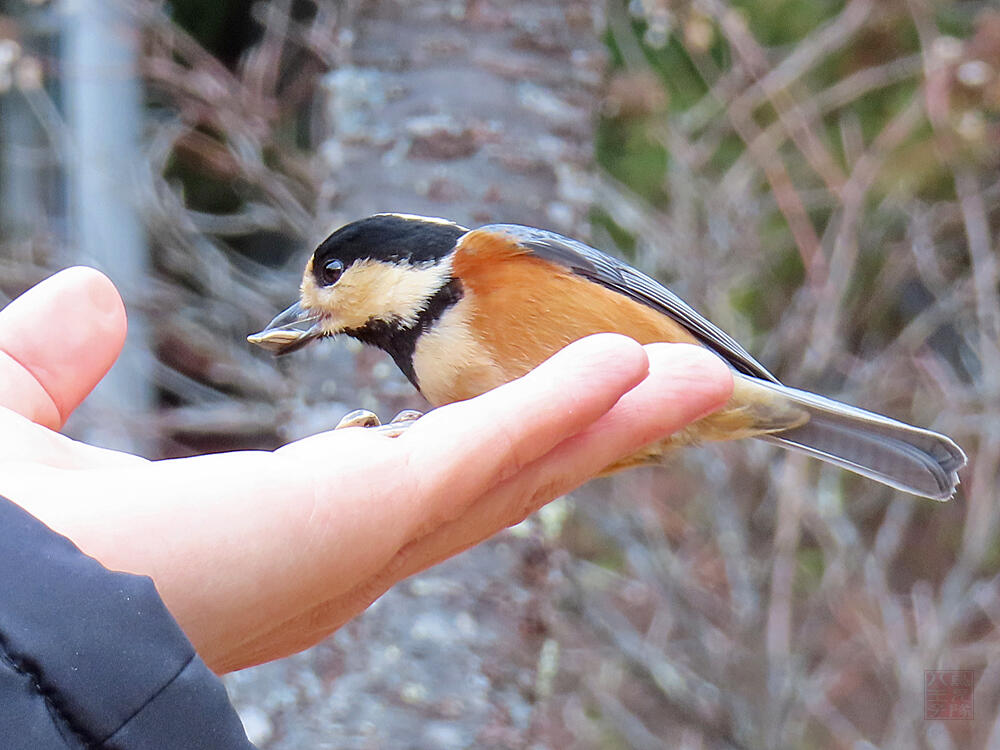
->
(321, 259, 344, 286)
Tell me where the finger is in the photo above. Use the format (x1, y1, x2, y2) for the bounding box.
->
(369, 344, 733, 583)
(492, 343, 733, 520)
(0, 267, 127, 428)
(402, 333, 651, 513)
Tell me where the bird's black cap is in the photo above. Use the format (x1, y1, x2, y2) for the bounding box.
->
(312, 214, 467, 286)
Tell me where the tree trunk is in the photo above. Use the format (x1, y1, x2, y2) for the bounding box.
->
(225, 2, 607, 747)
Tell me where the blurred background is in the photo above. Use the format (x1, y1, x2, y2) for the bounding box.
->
(1, 0, 998, 747)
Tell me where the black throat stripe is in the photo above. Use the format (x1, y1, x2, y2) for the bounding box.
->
(344, 277, 464, 389)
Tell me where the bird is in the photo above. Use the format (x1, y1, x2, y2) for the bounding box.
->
(248, 213, 966, 500)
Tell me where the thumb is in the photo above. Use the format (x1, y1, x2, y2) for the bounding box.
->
(0, 267, 127, 429)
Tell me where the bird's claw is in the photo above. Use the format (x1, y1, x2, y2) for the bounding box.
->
(334, 408, 424, 437)
(335, 409, 382, 429)
(389, 409, 423, 424)
(379, 409, 423, 436)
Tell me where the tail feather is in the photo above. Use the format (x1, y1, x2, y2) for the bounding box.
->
(743, 377, 966, 501)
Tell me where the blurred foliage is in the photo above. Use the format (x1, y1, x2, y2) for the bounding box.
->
(596, 0, 998, 350)
(577, 1, 1000, 747)
(152, 0, 322, 266)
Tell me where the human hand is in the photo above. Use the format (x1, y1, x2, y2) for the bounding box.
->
(0, 267, 733, 673)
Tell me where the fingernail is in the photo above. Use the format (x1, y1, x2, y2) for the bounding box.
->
(73, 268, 123, 317)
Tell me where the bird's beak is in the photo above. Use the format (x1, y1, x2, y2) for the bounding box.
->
(247, 301, 325, 355)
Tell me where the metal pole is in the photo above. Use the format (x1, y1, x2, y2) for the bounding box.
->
(63, 0, 152, 453)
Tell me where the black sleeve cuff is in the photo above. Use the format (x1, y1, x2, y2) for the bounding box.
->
(0, 496, 256, 749)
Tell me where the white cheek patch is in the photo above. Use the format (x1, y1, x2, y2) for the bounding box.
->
(300, 257, 454, 332)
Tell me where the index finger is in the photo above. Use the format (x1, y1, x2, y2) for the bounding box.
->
(402, 333, 651, 510)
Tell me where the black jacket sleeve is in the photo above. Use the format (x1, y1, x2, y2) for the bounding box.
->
(0, 496, 257, 750)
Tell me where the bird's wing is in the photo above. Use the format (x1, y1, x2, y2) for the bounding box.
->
(467, 224, 779, 382)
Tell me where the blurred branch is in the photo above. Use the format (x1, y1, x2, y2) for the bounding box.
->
(589, 2, 999, 747)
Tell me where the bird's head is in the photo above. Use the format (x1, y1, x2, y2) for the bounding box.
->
(248, 213, 467, 355)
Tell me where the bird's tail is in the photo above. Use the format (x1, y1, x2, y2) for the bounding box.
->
(739, 376, 966, 501)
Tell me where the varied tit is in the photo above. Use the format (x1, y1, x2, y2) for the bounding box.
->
(249, 213, 966, 501)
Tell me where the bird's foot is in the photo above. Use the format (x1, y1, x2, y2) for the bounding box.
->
(335, 409, 382, 429)
(334, 408, 423, 437)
